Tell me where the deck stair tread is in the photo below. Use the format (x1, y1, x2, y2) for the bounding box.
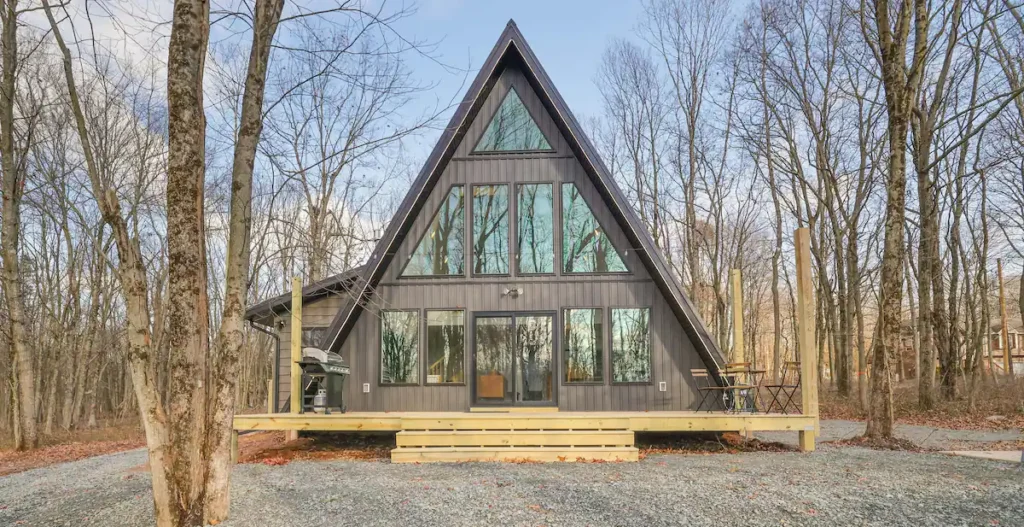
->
(390, 446, 640, 463)
(396, 429, 635, 448)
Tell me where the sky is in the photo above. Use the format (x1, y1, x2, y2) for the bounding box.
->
(394, 0, 648, 126)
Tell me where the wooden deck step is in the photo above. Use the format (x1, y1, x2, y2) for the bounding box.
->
(390, 446, 639, 463)
(400, 415, 631, 431)
(468, 406, 559, 413)
(396, 430, 634, 448)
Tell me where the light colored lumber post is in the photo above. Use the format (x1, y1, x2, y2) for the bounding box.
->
(997, 259, 1011, 377)
(732, 269, 752, 437)
(795, 228, 818, 451)
(230, 429, 239, 464)
(267, 378, 274, 413)
(732, 269, 745, 365)
(288, 276, 302, 441)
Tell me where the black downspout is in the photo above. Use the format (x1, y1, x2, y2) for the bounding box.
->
(249, 320, 281, 413)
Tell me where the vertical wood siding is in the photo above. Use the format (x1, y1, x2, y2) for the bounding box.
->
(273, 64, 706, 413)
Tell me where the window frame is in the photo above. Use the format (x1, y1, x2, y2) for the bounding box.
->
(399, 184, 467, 279)
(423, 308, 467, 386)
(515, 181, 557, 277)
(609, 306, 653, 385)
(560, 182, 631, 276)
(469, 183, 512, 277)
(561, 307, 606, 385)
(470, 86, 556, 155)
(379, 309, 422, 387)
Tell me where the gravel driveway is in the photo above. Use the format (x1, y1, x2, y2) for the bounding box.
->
(2, 444, 1021, 526)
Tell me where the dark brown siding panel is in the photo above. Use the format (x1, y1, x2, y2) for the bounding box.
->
(277, 62, 710, 413)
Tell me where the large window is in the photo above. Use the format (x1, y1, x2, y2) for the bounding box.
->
(472, 185, 510, 274)
(517, 183, 555, 274)
(301, 327, 327, 348)
(611, 308, 651, 383)
(562, 183, 627, 273)
(381, 310, 419, 384)
(426, 310, 465, 384)
(473, 87, 552, 152)
(563, 308, 604, 383)
(402, 186, 465, 276)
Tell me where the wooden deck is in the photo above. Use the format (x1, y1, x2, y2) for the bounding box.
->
(233, 411, 818, 462)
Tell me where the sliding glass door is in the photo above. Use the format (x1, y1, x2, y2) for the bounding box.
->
(473, 313, 555, 406)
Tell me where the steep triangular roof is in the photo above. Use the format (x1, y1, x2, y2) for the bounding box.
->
(322, 20, 726, 375)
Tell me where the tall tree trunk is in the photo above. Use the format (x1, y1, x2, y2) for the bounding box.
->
(164, 1, 212, 524)
(865, 0, 928, 440)
(0, 0, 37, 451)
(205, 1, 283, 521)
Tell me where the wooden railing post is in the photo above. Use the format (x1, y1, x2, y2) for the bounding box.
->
(288, 276, 302, 441)
(267, 378, 274, 413)
(732, 269, 744, 365)
(795, 228, 819, 451)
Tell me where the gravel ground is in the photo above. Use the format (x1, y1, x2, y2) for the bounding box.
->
(2, 444, 1022, 526)
(757, 419, 1024, 449)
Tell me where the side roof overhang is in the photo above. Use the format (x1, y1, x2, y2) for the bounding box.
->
(245, 265, 366, 326)
(321, 19, 727, 376)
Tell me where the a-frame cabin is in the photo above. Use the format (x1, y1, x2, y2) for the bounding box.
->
(242, 21, 817, 461)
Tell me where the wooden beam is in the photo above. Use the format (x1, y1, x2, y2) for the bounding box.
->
(391, 446, 639, 463)
(290, 276, 302, 415)
(267, 378, 274, 413)
(998, 259, 1012, 377)
(732, 269, 744, 365)
(230, 429, 239, 464)
(288, 276, 302, 441)
(795, 228, 819, 444)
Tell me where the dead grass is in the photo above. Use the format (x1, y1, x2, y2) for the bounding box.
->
(826, 436, 924, 452)
(0, 419, 146, 477)
(238, 431, 394, 465)
(635, 431, 795, 460)
(820, 377, 1024, 431)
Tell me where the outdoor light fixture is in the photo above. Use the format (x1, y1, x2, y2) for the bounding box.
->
(503, 287, 522, 298)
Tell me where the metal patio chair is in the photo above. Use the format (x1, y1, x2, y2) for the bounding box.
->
(691, 368, 731, 411)
(763, 361, 801, 414)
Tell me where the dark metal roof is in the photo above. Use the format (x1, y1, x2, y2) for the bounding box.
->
(321, 19, 727, 375)
(245, 265, 366, 322)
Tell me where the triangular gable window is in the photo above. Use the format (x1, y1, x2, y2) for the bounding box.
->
(473, 87, 552, 152)
(401, 186, 465, 276)
(562, 183, 627, 273)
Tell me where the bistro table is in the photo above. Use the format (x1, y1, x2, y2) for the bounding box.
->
(721, 363, 768, 412)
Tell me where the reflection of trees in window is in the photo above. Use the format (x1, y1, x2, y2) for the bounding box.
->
(427, 311, 464, 383)
(402, 186, 465, 276)
(473, 88, 551, 152)
(301, 327, 327, 348)
(564, 309, 603, 382)
(517, 315, 553, 401)
(517, 184, 554, 274)
(612, 308, 650, 383)
(472, 185, 509, 274)
(562, 183, 627, 273)
(381, 311, 419, 384)
(476, 317, 513, 374)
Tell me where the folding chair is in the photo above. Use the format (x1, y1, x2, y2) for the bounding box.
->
(691, 368, 730, 411)
(764, 361, 801, 414)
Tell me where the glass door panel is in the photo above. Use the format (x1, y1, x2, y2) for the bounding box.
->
(474, 316, 515, 404)
(516, 315, 554, 404)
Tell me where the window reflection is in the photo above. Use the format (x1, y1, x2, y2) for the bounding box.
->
(562, 183, 627, 273)
(612, 308, 650, 383)
(472, 185, 509, 274)
(474, 87, 552, 152)
(402, 186, 465, 276)
(517, 183, 554, 274)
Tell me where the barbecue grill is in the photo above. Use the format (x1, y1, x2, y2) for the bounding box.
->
(299, 347, 349, 414)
